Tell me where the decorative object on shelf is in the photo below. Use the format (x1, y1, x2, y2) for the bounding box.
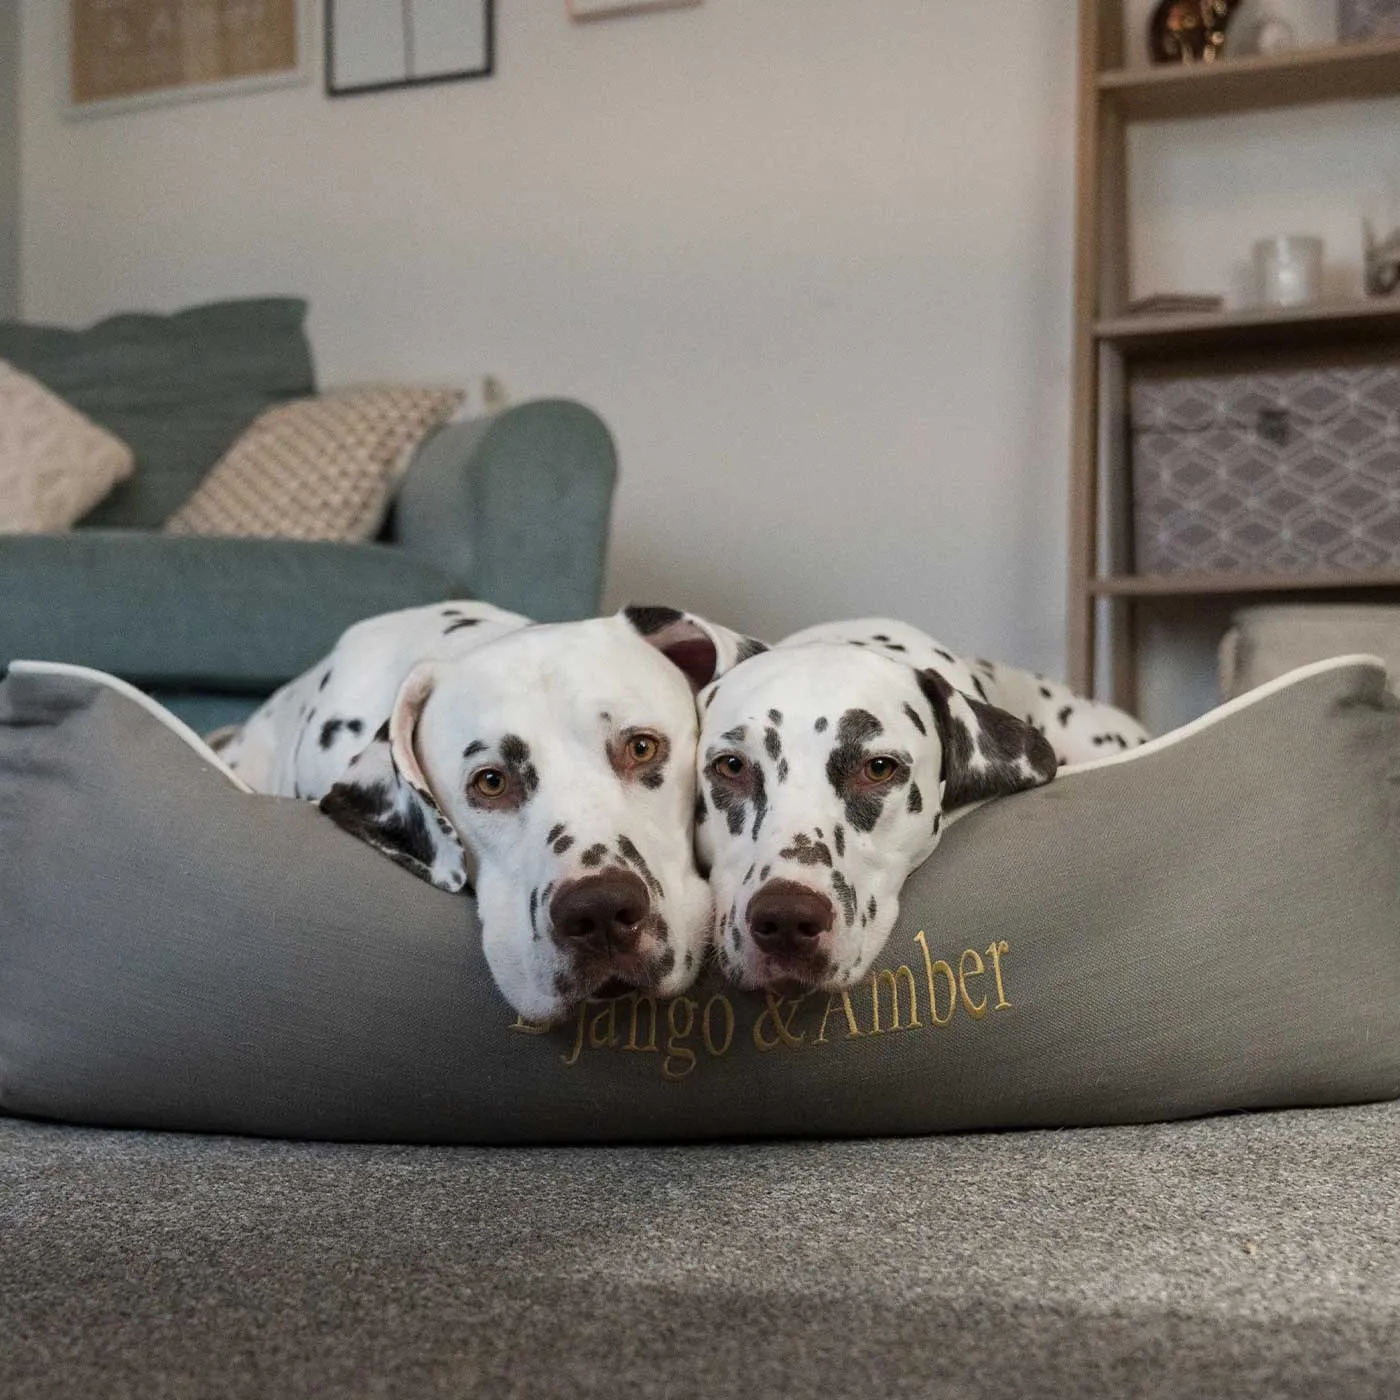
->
(1253, 234, 1323, 308)
(1338, 0, 1400, 41)
(1228, 5, 1297, 56)
(67, 0, 308, 117)
(567, 0, 699, 19)
(326, 0, 492, 97)
(1130, 362, 1400, 577)
(1148, 0, 1242, 63)
(1365, 221, 1400, 295)
(1127, 292, 1225, 315)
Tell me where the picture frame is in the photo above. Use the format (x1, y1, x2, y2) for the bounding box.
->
(326, 0, 493, 98)
(567, 0, 700, 20)
(66, 0, 312, 119)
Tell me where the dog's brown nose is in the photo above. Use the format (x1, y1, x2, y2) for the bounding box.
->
(549, 871, 650, 952)
(747, 879, 834, 958)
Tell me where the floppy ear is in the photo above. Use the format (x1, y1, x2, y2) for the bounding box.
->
(319, 663, 470, 893)
(917, 668, 1058, 811)
(620, 604, 768, 693)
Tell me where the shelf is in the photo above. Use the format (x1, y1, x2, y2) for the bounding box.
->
(1095, 299, 1400, 357)
(1098, 35, 1400, 121)
(1090, 569, 1400, 598)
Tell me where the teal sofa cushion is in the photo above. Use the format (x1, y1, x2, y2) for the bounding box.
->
(0, 298, 315, 528)
(0, 532, 462, 690)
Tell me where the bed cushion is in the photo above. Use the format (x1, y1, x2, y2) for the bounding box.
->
(0, 657, 1396, 1144)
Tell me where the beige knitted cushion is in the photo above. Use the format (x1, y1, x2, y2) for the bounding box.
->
(164, 384, 465, 541)
(0, 361, 134, 531)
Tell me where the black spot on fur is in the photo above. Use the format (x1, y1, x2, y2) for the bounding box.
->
(617, 834, 663, 896)
(320, 780, 444, 887)
(552, 835, 575, 855)
(760, 865, 772, 882)
(777, 758, 789, 783)
(622, 605, 684, 636)
(529, 887, 539, 939)
(830, 870, 857, 926)
(1058, 706, 1074, 726)
(825, 708, 896, 832)
(866, 895, 877, 922)
(750, 763, 769, 839)
(744, 864, 756, 885)
(500, 734, 539, 801)
(722, 725, 747, 744)
(884, 643, 907, 653)
(580, 843, 608, 867)
(1039, 685, 1053, 699)
(779, 834, 833, 867)
(907, 782, 923, 814)
(318, 670, 331, 691)
(767, 709, 783, 726)
(935, 648, 956, 663)
(814, 717, 828, 733)
(764, 727, 782, 762)
(463, 740, 487, 758)
(873, 634, 891, 641)
(318, 719, 346, 751)
(654, 916, 670, 946)
(655, 946, 676, 977)
(547, 823, 566, 844)
(833, 825, 845, 857)
(443, 618, 483, 634)
(903, 703, 927, 736)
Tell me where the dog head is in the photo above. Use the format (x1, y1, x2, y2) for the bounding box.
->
(695, 642, 1056, 993)
(321, 605, 764, 1022)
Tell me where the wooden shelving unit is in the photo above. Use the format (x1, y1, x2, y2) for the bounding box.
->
(1068, 4, 1400, 707)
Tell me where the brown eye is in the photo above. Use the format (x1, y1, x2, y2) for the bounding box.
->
(629, 734, 660, 764)
(864, 756, 899, 783)
(713, 754, 747, 781)
(472, 768, 507, 797)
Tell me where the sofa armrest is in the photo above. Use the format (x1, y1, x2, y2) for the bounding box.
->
(391, 398, 618, 622)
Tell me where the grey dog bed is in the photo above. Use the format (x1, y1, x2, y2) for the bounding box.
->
(0, 657, 1397, 1144)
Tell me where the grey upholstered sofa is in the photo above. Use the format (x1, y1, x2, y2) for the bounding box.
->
(0, 298, 617, 730)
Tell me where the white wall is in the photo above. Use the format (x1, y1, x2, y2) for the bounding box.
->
(19, 1, 1398, 729)
(19, 0, 1079, 677)
(0, 0, 19, 317)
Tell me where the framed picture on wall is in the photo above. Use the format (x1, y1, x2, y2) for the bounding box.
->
(67, 0, 312, 118)
(326, 0, 493, 97)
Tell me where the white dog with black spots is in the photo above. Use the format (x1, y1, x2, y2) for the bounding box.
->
(695, 618, 1149, 994)
(219, 601, 764, 1022)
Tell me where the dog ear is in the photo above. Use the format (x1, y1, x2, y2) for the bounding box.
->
(916, 668, 1058, 811)
(620, 604, 768, 693)
(319, 663, 470, 893)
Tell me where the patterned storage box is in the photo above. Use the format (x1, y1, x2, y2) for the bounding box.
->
(1338, 0, 1400, 41)
(1130, 364, 1400, 576)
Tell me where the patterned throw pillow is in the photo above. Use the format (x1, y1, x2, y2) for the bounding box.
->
(164, 384, 465, 541)
(0, 360, 135, 531)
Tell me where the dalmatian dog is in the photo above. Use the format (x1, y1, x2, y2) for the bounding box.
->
(696, 617, 1149, 994)
(219, 601, 764, 1022)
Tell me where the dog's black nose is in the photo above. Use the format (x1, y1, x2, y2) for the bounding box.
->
(549, 871, 650, 952)
(747, 880, 834, 958)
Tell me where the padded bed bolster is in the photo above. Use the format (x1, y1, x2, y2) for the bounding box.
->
(0, 656, 1397, 1144)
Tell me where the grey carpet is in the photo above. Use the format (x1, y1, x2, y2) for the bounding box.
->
(3, 1103, 1399, 1399)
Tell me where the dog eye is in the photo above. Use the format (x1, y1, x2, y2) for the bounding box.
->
(629, 734, 660, 763)
(712, 754, 747, 780)
(863, 756, 900, 783)
(471, 768, 508, 797)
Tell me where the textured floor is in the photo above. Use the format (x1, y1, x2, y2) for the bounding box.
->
(3, 1102, 1399, 1399)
